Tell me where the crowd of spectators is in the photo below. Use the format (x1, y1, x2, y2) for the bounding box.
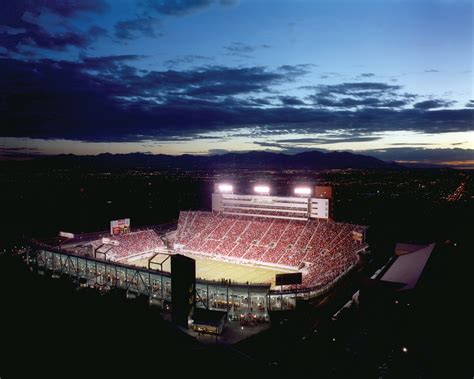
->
(174, 211, 367, 287)
(90, 230, 164, 261)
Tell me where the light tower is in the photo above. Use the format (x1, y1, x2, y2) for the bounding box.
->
(293, 186, 312, 197)
(253, 185, 270, 195)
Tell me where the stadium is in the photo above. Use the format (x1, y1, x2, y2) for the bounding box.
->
(25, 183, 369, 327)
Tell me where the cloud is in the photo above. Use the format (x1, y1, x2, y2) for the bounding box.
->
(0, 147, 39, 152)
(0, 146, 43, 160)
(1, 57, 472, 144)
(278, 96, 306, 106)
(0, 57, 308, 141)
(250, 135, 382, 152)
(145, 0, 235, 16)
(254, 141, 287, 149)
(359, 73, 375, 77)
(424, 69, 439, 73)
(413, 99, 456, 110)
(207, 148, 237, 155)
(316, 82, 401, 95)
(465, 100, 474, 108)
(275, 136, 382, 144)
(307, 82, 415, 109)
(223, 42, 271, 58)
(79, 54, 147, 75)
(0, 0, 108, 25)
(164, 55, 214, 67)
(0, 0, 108, 53)
(0, 24, 102, 52)
(1, 0, 234, 52)
(137, 65, 306, 97)
(88, 25, 107, 38)
(312, 96, 408, 108)
(279, 64, 315, 75)
(252, 142, 326, 155)
(219, 0, 239, 5)
(114, 17, 161, 40)
(112, 0, 239, 41)
(38, 0, 109, 17)
(389, 143, 438, 146)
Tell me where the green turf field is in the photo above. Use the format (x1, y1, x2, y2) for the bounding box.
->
(131, 253, 293, 285)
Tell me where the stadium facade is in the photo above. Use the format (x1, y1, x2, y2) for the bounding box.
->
(24, 184, 369, 321)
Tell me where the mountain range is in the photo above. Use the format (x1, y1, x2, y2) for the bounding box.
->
(2, 150, 403, 170)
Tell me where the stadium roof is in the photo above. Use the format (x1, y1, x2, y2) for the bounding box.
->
(380, 243, 436, 291)
(395, 242, 428, 256)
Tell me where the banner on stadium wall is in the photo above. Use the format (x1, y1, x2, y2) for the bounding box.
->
(110, 218, 130, 236)
(352, 231, 364, 242)
(59, 231, 74, 239)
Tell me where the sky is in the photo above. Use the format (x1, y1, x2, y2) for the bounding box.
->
(0, 0, 473, 166)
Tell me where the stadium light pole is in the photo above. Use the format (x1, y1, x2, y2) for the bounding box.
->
(217, 183, 233, 194)
(294, 186, 312, 197)
(254, 185, 270, 195)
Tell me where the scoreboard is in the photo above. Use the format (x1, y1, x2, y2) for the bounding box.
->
(275, 272, 302, 286)
(110, 218, 130, 236)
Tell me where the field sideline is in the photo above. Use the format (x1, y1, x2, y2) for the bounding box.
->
(131, 253, 294, 286)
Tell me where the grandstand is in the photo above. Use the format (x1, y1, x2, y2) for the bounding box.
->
(173, 211, 367, 289)
(61, 184, 367, 291)
(66, 229, 166, 262)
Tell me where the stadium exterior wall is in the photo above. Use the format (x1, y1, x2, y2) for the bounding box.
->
(24, 244, 293, 315)
(25, 236, 366, 316)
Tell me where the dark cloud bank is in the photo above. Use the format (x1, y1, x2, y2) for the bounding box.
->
(1, 56, 472, 145)
(0, 0, 108, 52)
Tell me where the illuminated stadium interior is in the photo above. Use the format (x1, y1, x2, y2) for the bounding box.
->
(26, 183, 369, 315)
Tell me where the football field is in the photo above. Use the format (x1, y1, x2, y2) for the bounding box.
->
(131, 253, 294, 285)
